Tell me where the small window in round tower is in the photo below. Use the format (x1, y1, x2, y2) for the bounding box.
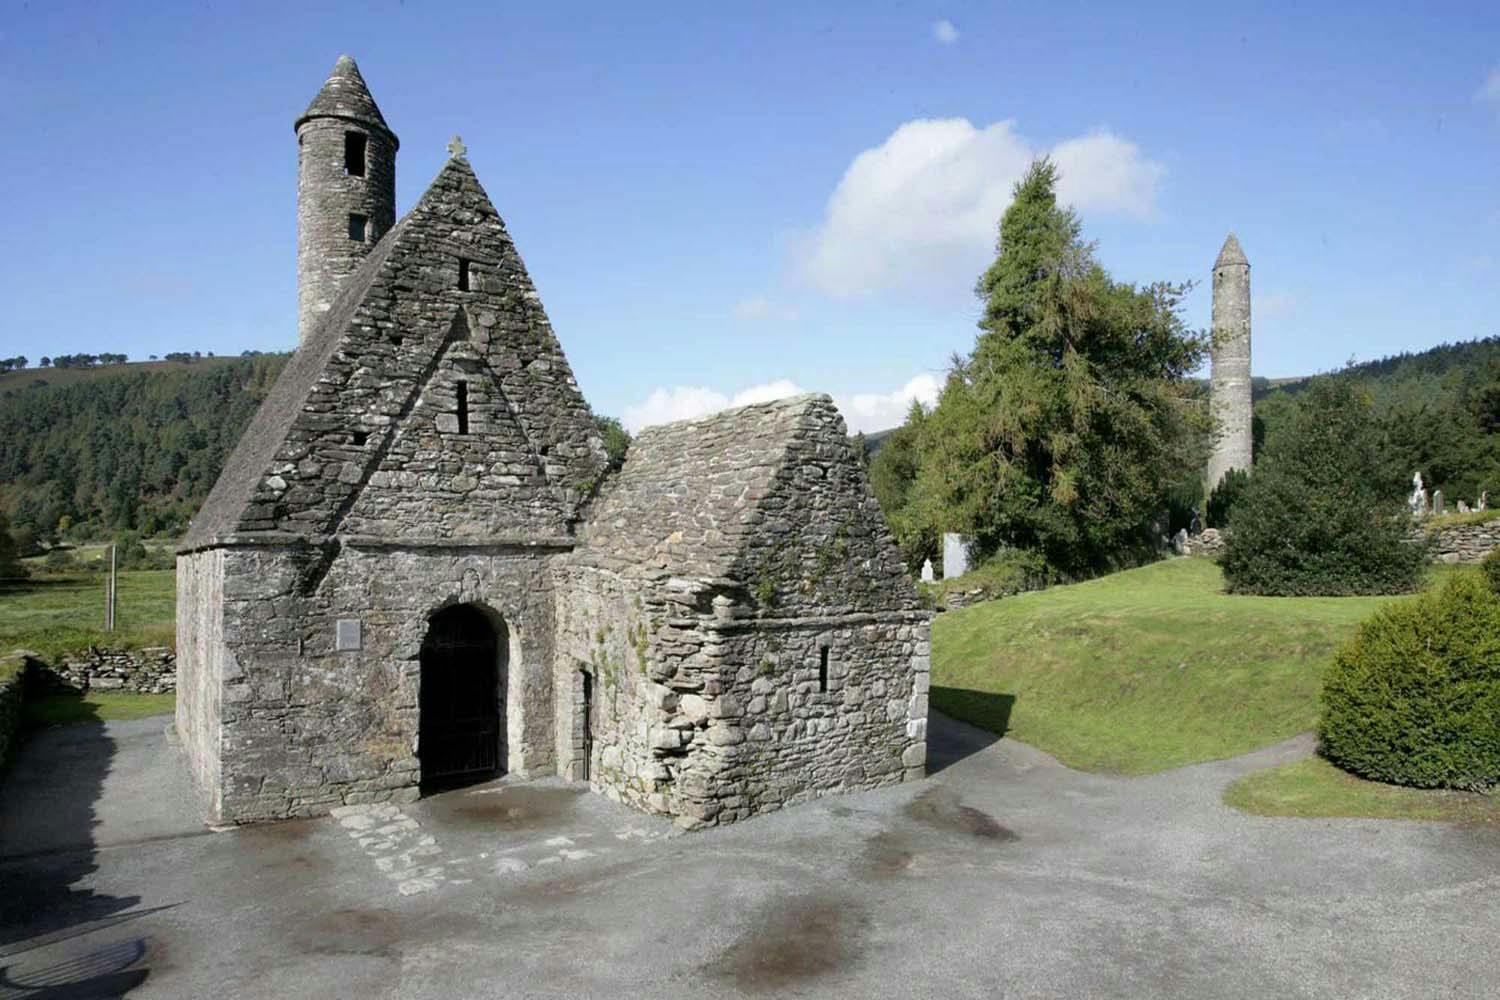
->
(344, 132, 367, 177)
(348, 213, 368, 243)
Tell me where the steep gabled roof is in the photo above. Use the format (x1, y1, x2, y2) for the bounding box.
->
(573, 394, 920, 614)
(182, 156, 605, 551)
(574, 395, 818, 579)
(295, 55, 398, 146)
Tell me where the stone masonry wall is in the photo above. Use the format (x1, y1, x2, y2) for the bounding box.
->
(35, 647, 175, 695)
(1427, 519, 1500, 564)
(553, 565, 676, 807)
(666, 616, 928, 827)
(556, 561, 928, 829)
(177, 549, 225, 818)
(199, 542, 559, 824)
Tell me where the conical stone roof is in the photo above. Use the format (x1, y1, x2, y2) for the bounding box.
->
(295, 55, 398, 147)
(1215, 232, 1248, 267)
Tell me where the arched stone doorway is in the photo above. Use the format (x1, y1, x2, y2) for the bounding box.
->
(419, 604, 506, 791)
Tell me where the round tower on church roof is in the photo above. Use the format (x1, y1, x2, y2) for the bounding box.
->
(295, 56, 398, 345)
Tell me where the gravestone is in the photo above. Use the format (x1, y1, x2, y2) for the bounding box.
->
(941, 533, 970, 580)
(920, 559, 935, 583)
(1433, 489, 1444, 516)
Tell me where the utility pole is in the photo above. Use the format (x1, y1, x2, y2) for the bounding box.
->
(105, 544, 117, 631)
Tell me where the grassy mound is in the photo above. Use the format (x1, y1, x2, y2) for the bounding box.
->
(932, 558, 1411, 773)
(1225, 756, 1499, 824)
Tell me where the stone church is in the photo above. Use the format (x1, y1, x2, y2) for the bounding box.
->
(175, 57, 930, 829)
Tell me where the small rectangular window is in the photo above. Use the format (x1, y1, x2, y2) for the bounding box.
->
(344, 132, 367, 177)
(348, 213, 367, 242)
(818, 647, 829, 693)
(456, 380, 469, 434)
(458, 258, 471, 291)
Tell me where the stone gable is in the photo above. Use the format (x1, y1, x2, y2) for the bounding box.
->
(184, 157, 606, 550)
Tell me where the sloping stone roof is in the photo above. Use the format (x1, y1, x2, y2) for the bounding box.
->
(295, 55, 398, 147)
(1215, 232, 1248, 267)
(573, 394, 920, 614)
(182, 156, 606, 550)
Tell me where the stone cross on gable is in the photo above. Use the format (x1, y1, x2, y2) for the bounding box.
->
(447, 135, 467, 159)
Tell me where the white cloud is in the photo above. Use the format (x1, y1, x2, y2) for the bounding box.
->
(1477, 65, 1500, 108)
(932, 19, 959, 44)
(621, 374, 940, 434)
(797, 118, 1164, 298)
(837, 373, 942, 433)
(731, 296, 798, 322)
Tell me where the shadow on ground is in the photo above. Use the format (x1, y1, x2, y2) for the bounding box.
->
(0, 691, 158, 997)
(925, 693, 1011, 774)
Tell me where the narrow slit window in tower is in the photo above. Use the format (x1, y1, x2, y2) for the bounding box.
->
(348, 213, 368, 242)
(456, 380, 469, 434)
(344, 132, 367, 177)
(818, 647, 829, 693)
(458, 258, 471, 291)
(351, 430, 369, 446)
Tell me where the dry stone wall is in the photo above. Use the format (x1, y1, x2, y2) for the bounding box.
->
(1427, 519, 1500, 564)
(0, 653, 26, 769)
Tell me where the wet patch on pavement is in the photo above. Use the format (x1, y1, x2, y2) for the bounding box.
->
(704, 896, 868, 993)
(905, 787, 1017, 841)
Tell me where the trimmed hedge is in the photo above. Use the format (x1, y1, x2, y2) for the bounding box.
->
(1320, 573, 1500, 790)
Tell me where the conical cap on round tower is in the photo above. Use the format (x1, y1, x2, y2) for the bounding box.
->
(295, 55, 398, 148)
(1215, 232, 1248, 267)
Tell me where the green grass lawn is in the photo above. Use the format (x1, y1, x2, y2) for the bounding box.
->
(932, 558, 1418, 774)
(0, 569, 176, 660)
(1225, 756, 1499, 825)
(22, 690, 177, 726)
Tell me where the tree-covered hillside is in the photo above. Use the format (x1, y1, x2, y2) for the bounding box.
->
(0, 355, 289, 540)
(1253, 337, 1500, 506)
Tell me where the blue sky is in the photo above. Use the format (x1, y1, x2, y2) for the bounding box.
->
(2, 1, 1497, 431)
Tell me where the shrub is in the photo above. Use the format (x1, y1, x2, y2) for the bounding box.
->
(1221, 379, 1427, 595)
(1205, 467, 1250, 529)
(1320, 573, 1500, 790)
(44, 547, 75, 570)
(1483, 549, 1500, 594)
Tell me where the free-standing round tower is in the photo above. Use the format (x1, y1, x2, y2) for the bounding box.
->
(295, 55, 398, 344)
(1207, 232, 1252, 491)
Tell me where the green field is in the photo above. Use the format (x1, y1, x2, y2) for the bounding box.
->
(1225, 756, 1498, 825)
(931, 558, 1416, 774)
(0, 569, 176, 660)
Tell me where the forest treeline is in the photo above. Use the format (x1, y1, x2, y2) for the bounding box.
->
(0, 331, 1494, 550)
(0, 355, 290, 541)
(1253, 337, 1500, 507)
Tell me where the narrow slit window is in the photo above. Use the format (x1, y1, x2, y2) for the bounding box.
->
(456, 380, 469, 434)
(348, 213, 367, 242)
(351, 430, 368, 446)
(344, 132, 367, 177)
(458, 258, 471, 291)
(818, 647, 829, 693)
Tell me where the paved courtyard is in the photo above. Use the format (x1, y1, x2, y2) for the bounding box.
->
(1, 712, 1496, 999)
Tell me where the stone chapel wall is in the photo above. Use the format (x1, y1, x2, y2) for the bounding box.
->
(200, 543, 560, 823)
(176, 549, 226, 818)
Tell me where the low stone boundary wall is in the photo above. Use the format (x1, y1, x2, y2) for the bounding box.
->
(1426, 520, 1500, 565)
(0, 653, 28, 768)
(33, 646, 176, 695)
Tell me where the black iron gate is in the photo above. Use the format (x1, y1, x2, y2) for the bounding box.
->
(419, 605, 501, 788)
